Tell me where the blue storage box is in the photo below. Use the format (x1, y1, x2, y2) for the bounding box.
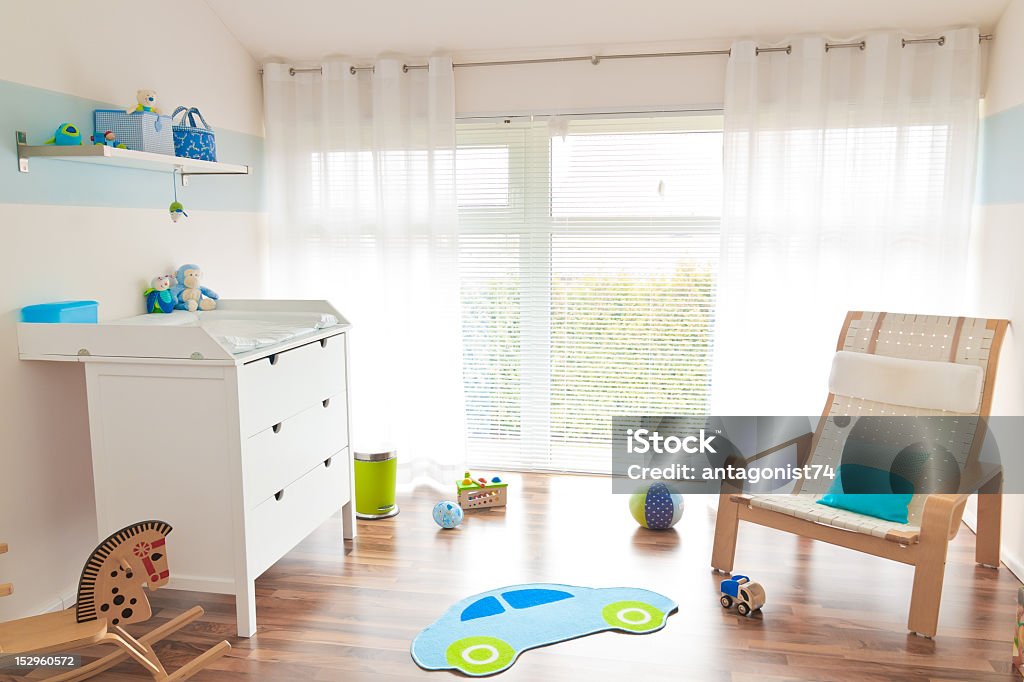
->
(21, 300, 98, 324)
(94, 110, 175, 155)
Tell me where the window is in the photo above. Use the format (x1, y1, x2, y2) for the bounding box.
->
(461, 596, 505, 621)
(457, 114, 723, 472)
(502, 588, 573, 609)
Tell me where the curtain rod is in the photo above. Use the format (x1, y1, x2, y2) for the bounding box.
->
(264, 33, 993, 76)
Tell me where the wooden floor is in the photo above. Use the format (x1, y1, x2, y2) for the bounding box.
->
(11, 474, 1022, 681)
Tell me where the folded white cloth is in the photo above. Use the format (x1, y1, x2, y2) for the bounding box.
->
(200, 313, 339, 353)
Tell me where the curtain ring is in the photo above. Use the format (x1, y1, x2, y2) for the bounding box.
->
(288, 67, 296, 76)
(590, 56, 601, 65)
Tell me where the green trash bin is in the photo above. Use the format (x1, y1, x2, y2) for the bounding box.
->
(354, 450, 399, 519)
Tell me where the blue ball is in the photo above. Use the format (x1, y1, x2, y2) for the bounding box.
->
(629, 483, 684, 529)
(432, 500, 464, 529)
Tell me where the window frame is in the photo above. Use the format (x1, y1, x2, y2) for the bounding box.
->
(457, 111, 724, 473)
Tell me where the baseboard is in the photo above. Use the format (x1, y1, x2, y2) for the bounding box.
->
(59, 584, 77, 610)
(962, 505, 977, 532)
(165, 573, 235, 595)
(1003, 547, 1024, 583)
(26, 576, 232, 617)
(28, 582, 78, 615)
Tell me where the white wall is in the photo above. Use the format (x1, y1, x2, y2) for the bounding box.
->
(973, 0, 1024, 581)
(0, 1, 265, 619)
(0, 3, 262, 138)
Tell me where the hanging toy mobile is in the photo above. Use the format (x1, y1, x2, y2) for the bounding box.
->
(169, 170, 188, 222)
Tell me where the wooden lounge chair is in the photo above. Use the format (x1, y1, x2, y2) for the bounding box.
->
(712, 311, 1008, 638)
(0, 521, 229, 680)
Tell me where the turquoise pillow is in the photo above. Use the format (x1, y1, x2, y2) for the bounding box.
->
(816, 464, 914, 524)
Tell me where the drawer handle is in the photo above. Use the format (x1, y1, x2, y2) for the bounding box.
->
(272, 422, 283, 434)
(320, 338, 329, 348)
(274, 489, 285, 502)
(322, 398, 331, 408)
(268, 353, 279, 366)
(324, 457, 333, 468)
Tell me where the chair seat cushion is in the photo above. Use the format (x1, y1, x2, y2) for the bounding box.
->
(747, 493, 921, 543)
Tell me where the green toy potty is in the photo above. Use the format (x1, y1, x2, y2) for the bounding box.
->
(354, 450, 399, 519)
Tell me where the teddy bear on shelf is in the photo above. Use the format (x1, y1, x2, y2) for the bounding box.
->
(125, 89, 160, 114)
(144, 274, 178, 314)
(171, 264, 218, 312)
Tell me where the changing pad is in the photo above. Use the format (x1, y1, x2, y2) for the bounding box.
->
(109, 309, 340, 354)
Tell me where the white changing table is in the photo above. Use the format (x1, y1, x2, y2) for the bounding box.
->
(18, 300, 355, 637)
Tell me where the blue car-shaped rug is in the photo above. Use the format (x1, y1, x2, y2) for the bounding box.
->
(411, 583, 677, 676)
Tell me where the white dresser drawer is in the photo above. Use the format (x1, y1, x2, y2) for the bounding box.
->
(247, 451, 350, 578)
(238, 333, 346, 436)
(243, 392, 348, 508)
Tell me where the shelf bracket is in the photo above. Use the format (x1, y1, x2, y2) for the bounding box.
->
(16, 131, 30, 173)
(180, 167, 250, 187)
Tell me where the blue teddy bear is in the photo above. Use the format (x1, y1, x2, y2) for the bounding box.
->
(171, 264, 219, 312)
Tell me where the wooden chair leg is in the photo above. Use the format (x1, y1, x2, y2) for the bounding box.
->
(908, 495, 956, 637)
(711, 492, 740, 573)
(975, 475, 1002, 568)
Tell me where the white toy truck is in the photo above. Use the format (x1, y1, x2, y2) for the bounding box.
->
(719, 575, 765, 616)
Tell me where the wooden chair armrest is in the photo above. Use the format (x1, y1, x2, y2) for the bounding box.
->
(959, 461, 1002, 494)
(924, 493, 966, 508)
(920, 494, 969, 541)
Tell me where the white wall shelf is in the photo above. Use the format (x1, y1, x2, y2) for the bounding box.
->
(15, 130, 249, 185)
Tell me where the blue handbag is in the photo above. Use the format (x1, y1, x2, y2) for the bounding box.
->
(171, 106, 217, 161)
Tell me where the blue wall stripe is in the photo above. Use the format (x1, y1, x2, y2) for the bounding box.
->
(978, 103, 1024, 205)
(0, 78, 263, 212)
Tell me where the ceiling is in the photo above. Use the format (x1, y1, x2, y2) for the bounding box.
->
(205, 0, 1011, 63)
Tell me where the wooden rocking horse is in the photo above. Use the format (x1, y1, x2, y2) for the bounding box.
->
(0, 521, 229, 681)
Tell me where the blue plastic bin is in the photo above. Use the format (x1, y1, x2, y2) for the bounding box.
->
(21, 300, 98, 324)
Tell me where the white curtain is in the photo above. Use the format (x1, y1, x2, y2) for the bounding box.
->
(263, 58, 466, 484)
(714, 29, 981, 415)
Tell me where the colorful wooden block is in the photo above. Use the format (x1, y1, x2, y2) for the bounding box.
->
(456, 474, 509, 510)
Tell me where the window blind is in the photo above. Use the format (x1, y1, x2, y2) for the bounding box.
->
(457, 114, 723, 473)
